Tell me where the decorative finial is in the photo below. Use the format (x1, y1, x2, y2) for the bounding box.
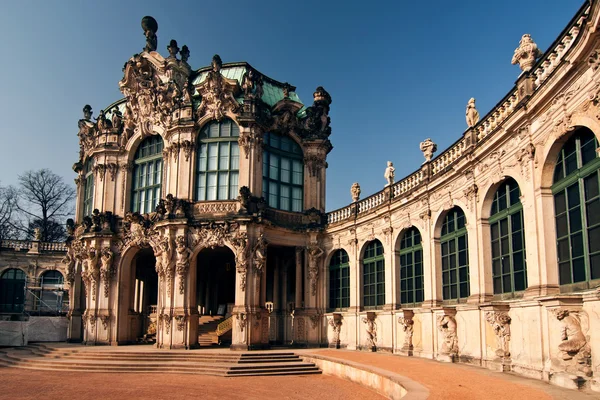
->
(313, 86, 332, 106)
(465, 98, 480, 128)
(351, 182, 361, 202)
(384, 161, 395, 186)
(180, 45, 190, 63)
(511, 34, 542, 72)
(419, 138, 437, 164)
(141, 16, 158, 52)
(167, 39, 179, 59)
(211, 54, 222, 72)
(82, 104, 93, 120)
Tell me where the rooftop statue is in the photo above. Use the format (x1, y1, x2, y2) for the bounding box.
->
(384, 161, 395, 186)
(141, 16, 158, 52)
(419, 138, 437, 163)
(167, 39, 179, 59)
(351, 182, 361, 202)
(511, 34, 542, 72)
(465, 98, 480, 128)
(82, 104, 93, 120)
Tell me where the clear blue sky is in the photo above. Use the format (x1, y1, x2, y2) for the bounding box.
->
(0, 0, 583, 212)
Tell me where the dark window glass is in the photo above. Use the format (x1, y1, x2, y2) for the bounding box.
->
(329, 249, 350, 309)
(363, 240, 385, 308)
(440, 207, 469, 300)
(132, 135, 163, 213)
(399, 227, 424, 306)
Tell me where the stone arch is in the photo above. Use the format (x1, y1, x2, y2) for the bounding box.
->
(539, 122, 600, 189)
(125, 131, 166, 157)
(432, 203, 469, 239)
(358, 238, 386, 309)
(479, 174, 526, 221)
(326, 248, 352, 310)
(324, 247, 351, 267)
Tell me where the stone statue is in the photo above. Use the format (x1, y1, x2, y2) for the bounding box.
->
(180, 45, 190, 64)
(384, 161, 395, 186)
(419, 138, 437, 163)
(33, 227, 42, 241)
(141, 16, 158, 52)
(485, 311, 511, 358)
(111, 107, 123, 131)
(167, 39, 179, 59)
(83, 104, 93, 120)
(175, 235, 192, 294)
(465, 98, 480, 128)
(96, 110, 111, 131)
(398, 316, 414, 350)
(253, 234, 267, 275)
(511, 34, 542, 72)
(438, 314, 458, 356)
(554, 309, 592, 376)
(100, 247, 114, 298)
(362, 315, 377, 350)
(211, 54, 222, 73)
(351, 182, 361, 202)
(307, 245, 324, 296)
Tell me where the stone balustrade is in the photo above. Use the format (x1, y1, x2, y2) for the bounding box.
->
(0, 240, 66, 252)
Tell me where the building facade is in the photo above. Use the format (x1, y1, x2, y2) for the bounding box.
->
(67, 2, 600, 390)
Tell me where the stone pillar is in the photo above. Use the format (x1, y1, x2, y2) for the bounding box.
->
(423, 214, 442, 307)
(383, 227, 396, 310)
(67, 269, 83, 343)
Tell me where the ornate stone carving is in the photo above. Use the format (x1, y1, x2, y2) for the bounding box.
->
(111, 107, 123, 131)
(96, 109, 112, 132)
(237, 313, 247, 344)
(303, 87, 332, 138)
(153, 235, 174, 296)
(231, 232, 249, 291)
(180, 140, 194, 161)
(419, 138, 437, 163)
(122, 212, 159, 249)
(141, 16, 158, 52)
(61, 247, 76, 285)
(87, 312, 97, 333)
(552, 309, 592, 377)
(438, 314, 458, 356)
(195, 54, 240, 122)
(253, 234, 267, 275)
(307, 244, 324, 296)
(362, 312, 377, 350)
(94, 164, 106, 182)
(465, 98, 480, 127)
(241, 67, 264, 100)
(511, 34, 543, 72)
(384, 161, 395, 186)
(398, 314, 415, 350)
(82, 248, 100, 301)
(175, 315, 187, 332)
(100, 314, 110, 330)
(516, 142, 536, 181)
(328, 314, 343, 348)
(305, 155, 326, 177)
(485, 311, 511, 358)
(190, 222, 231, 249)
(100, 247, 114, 298)
(160, 313, 172, 334)
(309, 313, 322, 330)
(462, 184, 478, 211)
(175, 235, 192, 295)
(351, 182, 361, 202)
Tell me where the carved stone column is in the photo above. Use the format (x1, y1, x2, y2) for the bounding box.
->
(295, 247, 303, 307)
(67, 267, 84, 343)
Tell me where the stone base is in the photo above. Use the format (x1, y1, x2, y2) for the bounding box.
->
(230, 343, 249, 351)
(437, 353, 457, 363)
(549, 372, 587, 390)
(483, 358, 512, 372)
(397, 347, 414, 357)
(329, 342, 341, 349)
(590, 379, 600, 392)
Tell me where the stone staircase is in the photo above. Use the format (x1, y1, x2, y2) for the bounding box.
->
(198, 315, 223, 346)
(0, 344, 321, 377)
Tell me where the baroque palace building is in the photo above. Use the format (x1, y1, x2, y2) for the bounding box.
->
(65, 1, 600, 390)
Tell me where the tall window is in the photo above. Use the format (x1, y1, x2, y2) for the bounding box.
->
(363, 240, 385, 309)
(39, 271, 66, 313)
(195, 119, 240, 201)
(441, 207, 470, 301)
(262, 132, 303, 212)
(553, 127, 600, 290)
(83, 157, 94, 217)
(329, 249, 350, 310)
(0, 269, 26, 313)
(132, 135, 163, 214)
(399, 227, 424, 305)
(490, 178, 527, 295)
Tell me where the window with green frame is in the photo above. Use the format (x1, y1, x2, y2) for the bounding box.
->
(131, 135, 163, 214)
(262, 132, 303, 212)
(490, 178, 527, 295)
(195, 119, 240, 201)
(83, 157, 94, 217)
(441, 207, 470, 301)
(0, 268, 26, 313)
(363, 240, 385, 309)
(552, 127, 600, 290)
(399, 227, 424, 305)
(329, 249, 350, 310)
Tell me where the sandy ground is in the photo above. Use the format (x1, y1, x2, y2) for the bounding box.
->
(0, 367, 385, 400)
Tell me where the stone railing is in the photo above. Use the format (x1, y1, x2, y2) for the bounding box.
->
(216, 315, 233, 337)
(430, 137, 468, 176)
(392, 169, 424, 198)
(357, 191, 387, 214)
(0, 240, 67, 252)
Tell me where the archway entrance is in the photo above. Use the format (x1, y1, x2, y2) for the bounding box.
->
(129, 248, 158, 343)
(195, 247, 236, 346)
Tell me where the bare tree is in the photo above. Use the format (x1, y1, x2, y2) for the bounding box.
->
(0, 183, 17, 241)
(13, 169, 76, 242)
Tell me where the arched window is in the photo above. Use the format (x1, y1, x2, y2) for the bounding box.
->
(399, 227, 424, 305)
(195, 119, 240, 201)
(262, 132, 303, 212)
(132, 135, 163, 214)
(0, 268, 26, 313)
(83, 157, 94, 217)
(329, 249, 350, 310)
(490, 178, 527, 295)
(440, 207, 470, 301)
(552, 127, 600, 290)
(363, 240, 385, 309)
(39, 271, 66, 313)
